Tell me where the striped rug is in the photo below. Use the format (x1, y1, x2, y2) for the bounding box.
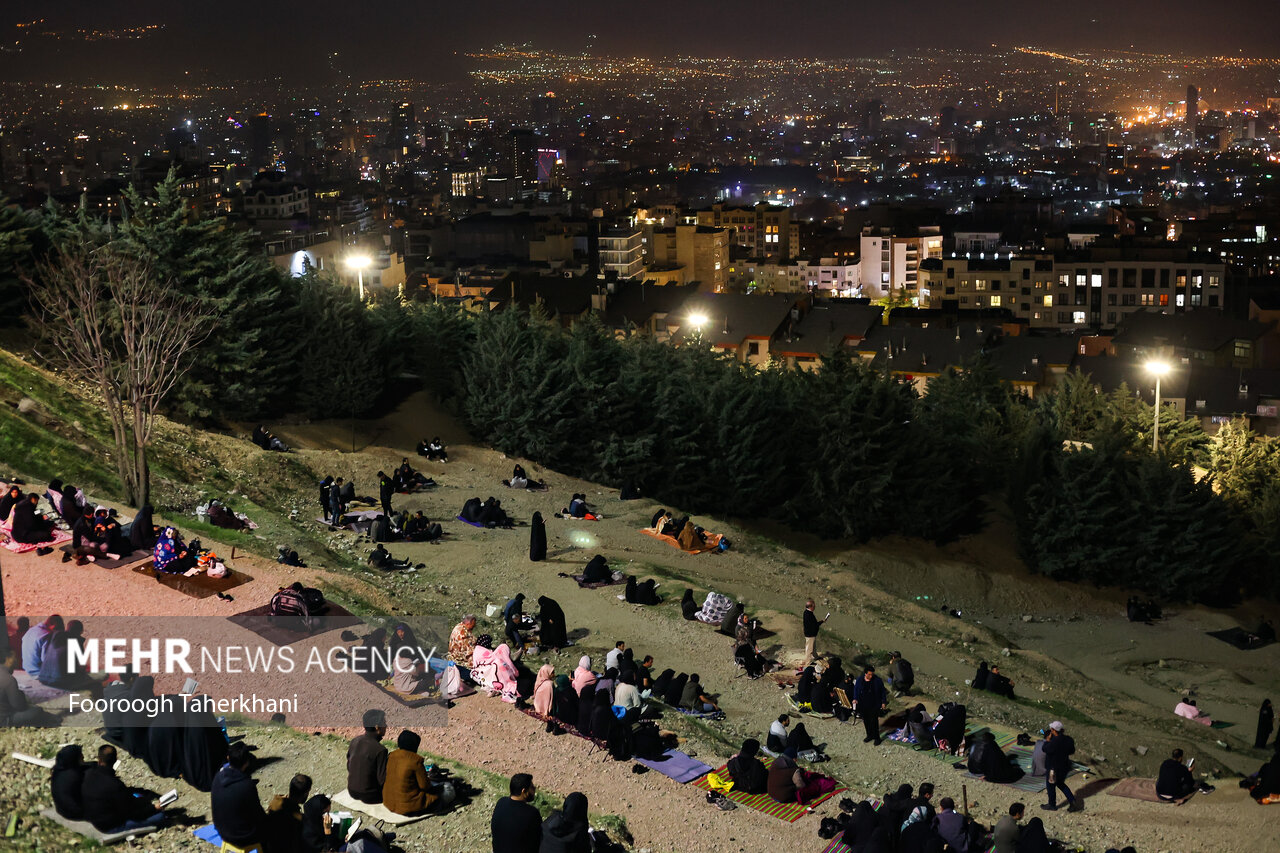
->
(690, 756, 846, 822)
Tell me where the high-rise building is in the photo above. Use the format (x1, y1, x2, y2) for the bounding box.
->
(250, 113, 271, 172)
(865, 100, 884, 135)
(1186, 85, 1200, 139)
(392, 102, 417, 151)
(599, 226, 644, 279)
(508, 128, 538, 190)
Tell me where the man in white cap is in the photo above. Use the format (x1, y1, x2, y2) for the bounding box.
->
(1042, 721, 1081, 812)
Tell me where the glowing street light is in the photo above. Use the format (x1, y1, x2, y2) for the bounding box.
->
(688, 312, 708, 329)
(1146, 360, 1170, 452)
(346, 255, 372, 300)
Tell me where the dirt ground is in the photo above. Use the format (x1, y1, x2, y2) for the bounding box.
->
(3, 390, 1279, 853)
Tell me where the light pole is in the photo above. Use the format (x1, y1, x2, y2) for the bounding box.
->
(1146, 360, 1170, 452)
(345, 255, 372, 300)
(688, 312, 708, 343)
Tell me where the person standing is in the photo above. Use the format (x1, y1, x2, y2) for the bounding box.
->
(529, 512, 547, 562)
(320, 477, 333, 523)
(329, 478, 345, 528)
(852, 665, 888, 745)
(1257, 699, 1274, 750)
(491, 773, 541, 853)
(378, 471, 394, 517)
(802, 600, 825, 665)
(1042, 721, 1081, 812)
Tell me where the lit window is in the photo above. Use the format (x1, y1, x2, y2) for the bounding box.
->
(1234, 340, 1252, 358)
(1072, 311, 1086, 324)
(1043, 295, 1053, 306)
(1091, 274, 1102, 287)
(990, 295, 1002, 306)
(1176, 293, 1185, 307)
(975, 279, 987, 291)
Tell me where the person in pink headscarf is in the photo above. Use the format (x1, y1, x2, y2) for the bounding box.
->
(532, 665, 555, 716)
(572, 656, 596, 696)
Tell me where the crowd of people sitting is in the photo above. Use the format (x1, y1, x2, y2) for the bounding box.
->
(415, 436, 449, 462)
(649, 508, 716, 550)
(973, 661, 1016, 700)
(459, 496, 515, 529)
(557, 494, 597, 520)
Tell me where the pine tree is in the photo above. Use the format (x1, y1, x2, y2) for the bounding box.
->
(0, 199, 37, 323)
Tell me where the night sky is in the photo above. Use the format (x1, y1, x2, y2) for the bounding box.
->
(3, 1, 1277, 82)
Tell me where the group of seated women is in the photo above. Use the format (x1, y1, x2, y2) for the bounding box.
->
(459, 496, 514, 528)
(1, 484, 59, 549)
(393, 458, 436, 491)
(724, 738, 837, 805)
(415, 436, 449, 462)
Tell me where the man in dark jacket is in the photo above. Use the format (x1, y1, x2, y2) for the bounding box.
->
(852, 665, 889, 745)
(347, 709, 389, 804)
(378, 471, 394, 516)
(887, 651, 915, 695)
(491, 772, 542, 853)
(1, 652, 54, 726)
(1156, 748, 1211, 799)
(50, 745, 87, 821)
(802, 599, 825, 665)
(211, 742, 265, 847)
(81, 745, 167, 833)
(1042, 722, 1082, 812)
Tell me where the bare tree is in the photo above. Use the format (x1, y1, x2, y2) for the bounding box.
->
(24, 244, 214, 507)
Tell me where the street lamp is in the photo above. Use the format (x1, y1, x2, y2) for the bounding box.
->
(1146, 360, 1170, 452)
(346, 255, 372, 300)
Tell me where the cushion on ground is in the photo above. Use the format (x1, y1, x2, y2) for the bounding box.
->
(330, 790, 431, 825)
(39, 808, 158, 845)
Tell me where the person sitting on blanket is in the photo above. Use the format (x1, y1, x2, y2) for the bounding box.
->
(37, 623, 98, 689)
(69, 505, 113, 564)
(977, 731, 1025, 783)
(767, 714, 817, 759)
(347, 709, 389, 805)
(680, 673, 720, 713)
(208, 499, 250, 531)
(811, 657, 845, 715)
(986, 663, 1015, 699)
(595, 667, 618, 703)
(505, 465, 546, 490)
(624, 575, 662, 605)
(726, 738, 769, 795)
(126, 504, 158, 551)
(393, 648, 434, 695)
(552, 675, 579, 729)
(395, 458, 435, 491)
(532, 664, 556, 716)
(260, 774, 312, 853)
(154, 527, 198, 574)
(582, 555, 612, 584)
(572, 656, 597, 696)
(537, 595, 569, 650)
(405, 511, 443, 542)
(10, 493, 57, 547)
(767, 754, 837, 805)
(355, 628, 392, 682)
(211, 742, 266, 849)
(51, 744, 88, 821)
(1157, 748, 1214, 799)
(562, 493, 596, 520)
(59, 483, 89, 527)
(2, 650, 56, 726)
(22, 614, 62, 676)
(933, 703, 967, 755)
(449, 615, 478, 666)
(0, 484, 23, 523)
(504, 594, 528, 651)
(1174, 697, 1213, 725)
(368, 544, 413, 571)
(83, 744, 169, 835)
(649, 508, 669, 530)
(793, 665, 817, 705)
(383, 730, 439, 816)
(588, 687, 615, 742)
(677, 519, 707, 550)
(680, 588, 698, 620)
(337, 479, 357, 505)
(1242, 748, 1280, 802)
(94, 506, 132, 555)
(614, 671, 644, 722)
(479, 497, 513, 529)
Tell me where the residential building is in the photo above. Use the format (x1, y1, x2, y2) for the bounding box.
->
(598, 225, 644, 280)
(858, 227, 944, 300)
(668, 292, 800, 367)
(695, 203, 799, 260)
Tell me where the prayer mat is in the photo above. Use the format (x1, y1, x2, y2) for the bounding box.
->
(1, 527, 72, 553)
(370, 677, 450, 709)
(1106, 776, 1194, 805)
(1206, 627, 1275, 650)
(634, 749, 713, 783)
(558, 570, 626, 589)
(329, 791, 431, 826)
(226, 603, 363, 646)
(131, 563, 253, 598)
(691, 756, 846, 822)
(13, 670, 70, 705)
(1210, 720, 1235, 729)
(39, 809, 158, 845)
(57, 545, 149, 570)
(639, 527, 723, 554)
(516, 706, 608, 750)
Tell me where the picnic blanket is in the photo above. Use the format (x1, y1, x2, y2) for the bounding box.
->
(1, 526, 72, 553)
(1107, 776, 1194, 805)
(691, 756, 846, 822)
(558, 570, 626, 589)
(227, 603, 363, 646)
(1207, 627, 1275, 651)
(13, 669, 69, 704)
(131, 563, 252, 598)
(634, 749, 713, 783)
(330, 790, 431, 826)
(640, 527, 723, 554)
(319, 509, 381, 532)
(40, 808, 158, 845)
(56, 545, 150, 569)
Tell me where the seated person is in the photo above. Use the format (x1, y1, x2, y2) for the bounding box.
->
(0, 484, 23, 523)
(260, 774, 312, 853)
(70, 505, 115, 563)
(404, 511, 444, 542)
(562, 493, 596, 520)
(986, 664, 1015, 699)
(22, 615, 63, 676)
(207, 499, 249, 531)
(1, 651, 55, 726)
(368, 514, 399, 544)
(972, 661, 989, 691)
(124, 505, 158, 552)
(613, 672, 643, 722)
(94, 506, 132, 555)
(251, 425, 270, 449)
(10, 493, 57, 545)
(154, 527, 199, 574)
(211, 742, 264, 848)
(624, 575, 662, 605)
(82, 745, 167, 834)
(368, 544, 412, 571)
(1243, 749, 1280, 802)
(505, 465, 546, 490)
(394, 459, 435, 491)
(766, 714, 816, 758)
(887, 651, 915, 695)
(976, 731, 1025, 783)
(1174, 697, 1213, 726)
(1126, 596, 1162, 623)
(347, 710, 389, 805)
(422, 437, 449, 462)
(677, 520, 708, 550)
(337, 480, 357, 505)
(479, 497, 512, 529)
(589, 688, 615, 742)
(449, 615, 478, 666)
(680, 673, 719, 713)
(734, 641, 769, 679)
(933, 702, 967, 754)
(276, 546, 307, 567)
(766, 754, 837, 805)
(51, 744, 87, 820)
(383, 730, 438, 816)
(726, 738, 768, 795)
(581, 555, 612, 584)
(37, 623, 98, 689)
(680, 588, 698, 620)
(102, 671, 136, 741)
(459, 496, 483, 524)
(392, 649, 433, 695)
(552, 675, 579, 728)
(58, 483, 89, 527)
(1156, 748, 1212, 799)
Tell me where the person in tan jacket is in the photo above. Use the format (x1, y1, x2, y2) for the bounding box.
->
(382, 731, 437, 816)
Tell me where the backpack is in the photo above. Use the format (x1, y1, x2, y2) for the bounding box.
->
(607, 721, 635, 761)
(268, 587, 313, 631)
(898, 659, 915, 683)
